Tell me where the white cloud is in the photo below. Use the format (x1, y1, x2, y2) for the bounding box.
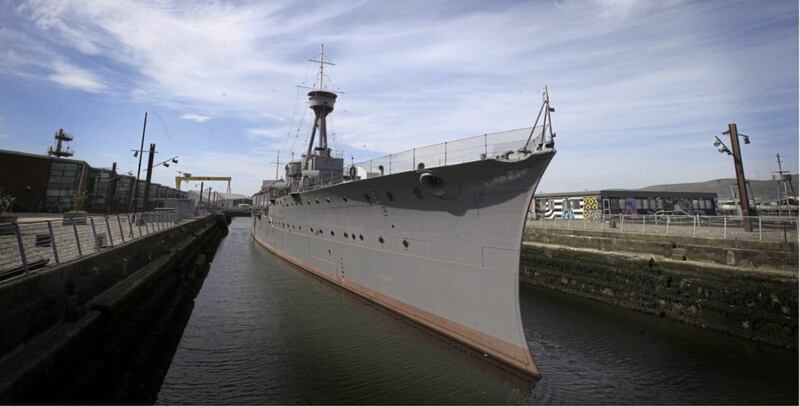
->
(246, 127, 284, 140)
(2, 0, 797, 194)
(47, 60, 107, 92)
(179, 113, 211, 122)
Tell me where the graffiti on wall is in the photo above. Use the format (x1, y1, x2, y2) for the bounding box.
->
(536, 196, 597, 220)
(583, 196, 601, 221)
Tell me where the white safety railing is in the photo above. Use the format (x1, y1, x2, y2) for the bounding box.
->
(526, 213, 798, 243)
(0, 208, 186, 281)
(353, 127, 542, 177)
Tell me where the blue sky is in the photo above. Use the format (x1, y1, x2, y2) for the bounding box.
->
(0, 0, 797, 195)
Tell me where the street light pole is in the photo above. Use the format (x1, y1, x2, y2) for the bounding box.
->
(143, 143, 156, 211)
(726, 123, 754, 232)
(130, 112, 148, 212)
(105, 162, 117, 214)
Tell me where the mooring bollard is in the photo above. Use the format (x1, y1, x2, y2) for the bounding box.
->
(46, 220, 60, 264)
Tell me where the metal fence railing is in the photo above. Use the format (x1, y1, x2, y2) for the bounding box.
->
(0, 208, 185, 281)
(526, 213, 799, 243)
(353, 127, 541, 177)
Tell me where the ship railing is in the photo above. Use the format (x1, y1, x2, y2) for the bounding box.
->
(299, 172, 344, 192)
(527, 213, 799, 243)
(352, 126, 544, 178)
(0, 208, 189, 282)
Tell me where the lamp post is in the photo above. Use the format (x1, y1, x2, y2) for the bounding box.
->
(130, 112, 148, 212)
(143, 144, 156, 211)
(714, 123, 754, 231)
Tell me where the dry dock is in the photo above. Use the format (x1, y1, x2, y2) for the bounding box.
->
(521, 223, 798, 349)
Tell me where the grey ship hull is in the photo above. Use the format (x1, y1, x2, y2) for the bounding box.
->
(252, 151, 554, 377)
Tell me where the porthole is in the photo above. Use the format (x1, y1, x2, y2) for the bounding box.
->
(330, 230, 335, 237)
(402, 239, 409, 248)
(306, 200, 311, 205)
(359, 234, 364, 241)
(351, 234, 356, 240)
(378, 236, 385, 244)
(364, 194, 371, 203)
(342, 196, 348, 202)
(316, 199, 320, 204)
(311, 227, 315, 233)
(325, 197, 331, 203)
(391, 224, 395, 229)
(385, 191, 394, 201)
(344, 232, 349, 238)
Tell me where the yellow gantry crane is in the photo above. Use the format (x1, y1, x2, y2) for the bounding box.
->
(175, 174, 232, 194)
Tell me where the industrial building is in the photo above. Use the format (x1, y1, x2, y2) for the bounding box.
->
(533, 189, 719, 220)
(0, 149, 187, 213)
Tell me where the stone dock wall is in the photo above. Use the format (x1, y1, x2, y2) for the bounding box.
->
(521, 227, 798, 349)
(0, 214, 229, 404)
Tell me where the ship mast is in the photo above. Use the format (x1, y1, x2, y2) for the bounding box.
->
(304, 44, 338, 169)
(521, 86, 556, 153)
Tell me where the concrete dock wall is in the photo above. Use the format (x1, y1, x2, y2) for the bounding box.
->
(521, 227, 798, 349)
(0, 214, 229, 403)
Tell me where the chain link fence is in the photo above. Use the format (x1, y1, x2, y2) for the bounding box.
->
(0, 208, 184, 281)
(526, 213, 798, 243)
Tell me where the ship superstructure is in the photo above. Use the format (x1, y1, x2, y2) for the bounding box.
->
(252, 47, 556, 378)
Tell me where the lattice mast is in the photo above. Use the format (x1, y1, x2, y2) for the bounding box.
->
(48, 128, 75, 158)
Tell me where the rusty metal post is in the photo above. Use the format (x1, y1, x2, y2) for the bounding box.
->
(143, 143, 155, 211)
(130, 112, 148, 212)
(106, 162, 117, 214)
(727, 123, 753, 231)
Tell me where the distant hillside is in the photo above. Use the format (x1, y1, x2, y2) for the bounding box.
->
(641, 174, 798, 201)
